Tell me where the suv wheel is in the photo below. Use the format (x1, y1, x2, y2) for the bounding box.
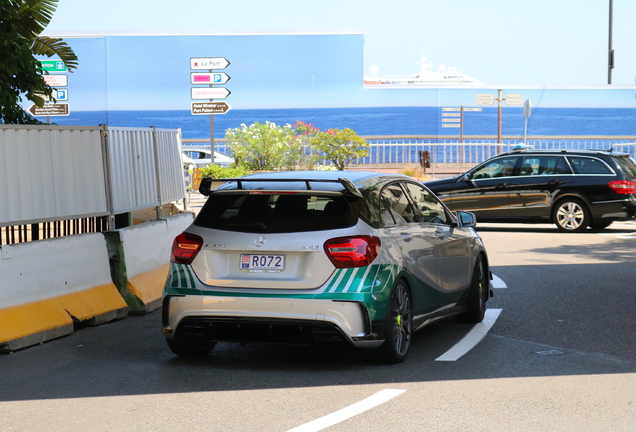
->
(377, 280, 412, 364)
(590, 220, 613, 230)
(167, 339, 216, 357)
(553, 198, 590, 232)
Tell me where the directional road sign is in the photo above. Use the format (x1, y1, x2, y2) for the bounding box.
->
(191, 87, 231, 100)
(442, 108, 461, 111)
(506, 94, 523, 106)
(442, 113, 461, 117)
(35, 89, 69, 101)
(191, 72, 230, 85)
(42, 75, 68, 87)
(28, 103, 70, 116)
(191, 102, 232, 115)
(442, 124, 461, 128)
(442, 118, 461, 122)
(39, 60, 67, 72)
(477, 94, 495, 105)
(463, 107, 483, 112)
(190, 57, 230, 70)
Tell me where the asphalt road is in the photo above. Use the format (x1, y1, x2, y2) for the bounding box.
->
(1, 221, 635, 432)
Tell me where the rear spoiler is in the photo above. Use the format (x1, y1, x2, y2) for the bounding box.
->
(199, 177, 363, 198)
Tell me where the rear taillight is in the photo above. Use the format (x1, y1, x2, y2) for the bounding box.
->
(171, 232, 203, 264)
(608, 180, 636, 194)
(323, 236, 381, 268)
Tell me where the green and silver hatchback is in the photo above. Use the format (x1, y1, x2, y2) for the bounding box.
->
(162, 171, 492, 363)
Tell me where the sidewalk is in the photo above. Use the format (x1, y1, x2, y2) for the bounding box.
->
(174, 191, 207, 216)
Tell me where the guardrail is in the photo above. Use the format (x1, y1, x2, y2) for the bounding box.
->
(183, 135, 636, 171)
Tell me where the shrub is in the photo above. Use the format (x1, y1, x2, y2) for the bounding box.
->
(198, 164, 251, 179)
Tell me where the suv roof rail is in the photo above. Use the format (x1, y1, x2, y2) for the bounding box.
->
(198, 177, 363, 197)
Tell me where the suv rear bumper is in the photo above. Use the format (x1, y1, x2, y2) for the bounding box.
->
(162, 295, 383, 348)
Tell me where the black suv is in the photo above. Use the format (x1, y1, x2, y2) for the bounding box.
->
(425, 149, 636, 232)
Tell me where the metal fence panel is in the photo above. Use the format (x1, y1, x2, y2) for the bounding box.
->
(155, 128, 186, 205)
(0, 126, 108, 226)
(108, 127, 160, 214)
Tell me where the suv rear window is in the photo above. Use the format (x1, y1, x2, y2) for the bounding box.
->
(613, 156, 636, 179)
(194, 193, 360, 233)
(567, 157, 613, 174)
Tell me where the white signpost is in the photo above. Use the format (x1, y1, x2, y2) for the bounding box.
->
(441, 106, 483, 142)
(190, 57, 230, 70)
(190, 72, 231, 85)
(476, 94, 495, 105)
(43, 75, 68, 87)
(190, 57, 232, 164)
(191, 87, 231, 99)
(505, 94, 524, 106)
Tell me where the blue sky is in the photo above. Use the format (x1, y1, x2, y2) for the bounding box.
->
(46, 0, 636, 86)
(39, 0, 636, 111)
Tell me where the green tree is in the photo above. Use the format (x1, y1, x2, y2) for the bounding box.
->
(17, 0, 78, 71)
(1, 0, 78, 124)
(311, 128, 369, 170)
(226, 121, 304, 171)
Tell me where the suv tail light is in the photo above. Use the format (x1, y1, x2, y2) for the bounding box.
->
(323, 236, 381, 268)
(171, 232, 203, 264)
(608, 180, 636, 194)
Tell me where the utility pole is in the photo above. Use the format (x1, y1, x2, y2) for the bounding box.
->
(497, 89, 503, 147)
(608, 0, 614, 84)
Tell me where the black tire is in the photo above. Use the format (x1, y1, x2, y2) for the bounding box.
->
(553, 198, 590, 233)
(377, 280, 412, 364)
(456, 255, 487, 324)
(167, 338, 216, 357)
(590, 220, 613, 230)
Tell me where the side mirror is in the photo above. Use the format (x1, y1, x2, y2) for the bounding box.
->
(461, 173, 472, 183)
(455, 211, 477, 228)
(199, 177, 213, 196)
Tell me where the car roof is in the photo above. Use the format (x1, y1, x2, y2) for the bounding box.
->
(505, 149, 630, 157)
(241, 170, 412, 185)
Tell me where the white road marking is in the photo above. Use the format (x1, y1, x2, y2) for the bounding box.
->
(491, 273, 507, 289)
(286, 389, 406, 432)
(435, 308, 502, 362)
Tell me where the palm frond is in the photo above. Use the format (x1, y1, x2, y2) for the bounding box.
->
(31, 36, 79, 71)
(17, 0, 58, 39)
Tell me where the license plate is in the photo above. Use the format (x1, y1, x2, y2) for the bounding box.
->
(240, 254, 285, 272)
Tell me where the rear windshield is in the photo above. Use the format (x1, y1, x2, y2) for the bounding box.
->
(194, 192, 360, 233)
(614, 156, 636, 179)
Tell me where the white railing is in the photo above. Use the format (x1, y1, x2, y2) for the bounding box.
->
(182, 135, 636, 169)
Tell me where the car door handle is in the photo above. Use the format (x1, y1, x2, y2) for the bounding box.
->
(495, 182, 507, 189)
(400, 233, 413, 242)
(435, 227, 449, 239)
(547, 179, 561, 186)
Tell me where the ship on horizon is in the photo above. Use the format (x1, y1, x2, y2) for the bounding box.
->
(364, 52, 484, 86)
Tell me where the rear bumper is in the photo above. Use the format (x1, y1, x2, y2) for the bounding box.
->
(162, 295, 383, 348)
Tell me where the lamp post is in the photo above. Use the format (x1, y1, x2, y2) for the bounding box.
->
(608, 0, 614, 84)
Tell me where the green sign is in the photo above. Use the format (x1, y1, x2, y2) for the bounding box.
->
(38, 60, 67, 72)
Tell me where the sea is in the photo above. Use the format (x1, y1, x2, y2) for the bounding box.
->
(48, 107, 636, 139)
